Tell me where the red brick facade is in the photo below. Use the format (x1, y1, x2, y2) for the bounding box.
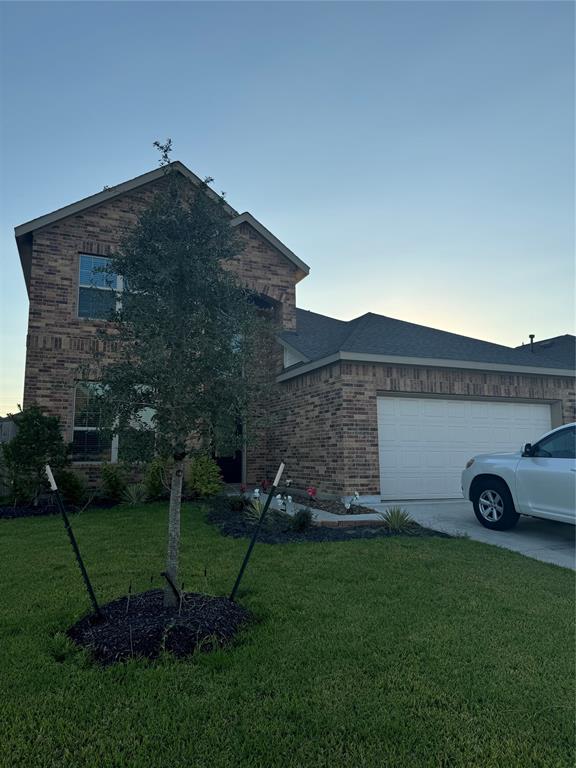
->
(268, 362, 575, 496)
(21, 175, 300, 481)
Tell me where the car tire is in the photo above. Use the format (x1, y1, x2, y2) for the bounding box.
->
(471, 478, 519, 530)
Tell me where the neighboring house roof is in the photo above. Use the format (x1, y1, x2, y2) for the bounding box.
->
(279, 309, 575, 379)
(15, 161, 309, 293)
(515, 335, 576, 370)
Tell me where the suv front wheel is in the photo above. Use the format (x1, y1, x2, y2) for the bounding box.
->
(471, 478, 519, 530)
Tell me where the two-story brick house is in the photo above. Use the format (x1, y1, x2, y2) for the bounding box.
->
(16, 161, 575, 498)
(15, 162, 309, 486)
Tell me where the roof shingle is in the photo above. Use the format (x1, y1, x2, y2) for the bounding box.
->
(281, 309, 575, 372)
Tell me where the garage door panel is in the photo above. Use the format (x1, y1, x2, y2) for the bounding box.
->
(377, 397, 552, 500)
(397, 399, 420, 417)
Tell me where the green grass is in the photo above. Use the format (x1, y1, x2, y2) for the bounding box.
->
(0, 504, 574, 768)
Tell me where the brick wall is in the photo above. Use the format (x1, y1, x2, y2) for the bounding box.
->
(267, 363, 346, 495)
(227, 222, 297, 331)
(22, 175, 301, 478)
(273, 361, 575, 497)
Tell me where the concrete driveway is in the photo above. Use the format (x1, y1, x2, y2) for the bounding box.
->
(367, 499, 576, 570)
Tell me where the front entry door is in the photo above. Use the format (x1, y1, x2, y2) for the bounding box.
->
(215, 451, 243, 484)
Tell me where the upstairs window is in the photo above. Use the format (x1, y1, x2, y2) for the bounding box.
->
(71, 382, 114, 462)
(78, 254, 120, 320)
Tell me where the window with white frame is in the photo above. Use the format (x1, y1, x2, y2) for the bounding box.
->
(72, 383, 116, 462)
(78, 254, 121, 320)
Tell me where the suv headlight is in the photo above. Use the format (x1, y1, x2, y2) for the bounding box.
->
(465, 458, 475, 469)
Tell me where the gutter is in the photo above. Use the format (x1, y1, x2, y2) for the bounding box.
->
(276, 351, 575, 382)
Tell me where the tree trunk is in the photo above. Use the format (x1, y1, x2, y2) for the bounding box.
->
(163, 457, 184, 608)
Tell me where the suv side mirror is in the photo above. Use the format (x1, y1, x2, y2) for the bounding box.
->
(522, 443, 533, 457)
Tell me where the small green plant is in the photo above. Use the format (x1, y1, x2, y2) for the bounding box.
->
(187, 454, 223, 498)
(144, 457, 171, 500)
(243, 498, 291, 530)
(243, 497, 262, 525)
(54, 469, 87, 507)
(379, 506, 417, 533)
(122, 482, 148, 506)
(290, 507, 313, 532)
(48, 632, 79, 663)
(100, 463, 129, 503)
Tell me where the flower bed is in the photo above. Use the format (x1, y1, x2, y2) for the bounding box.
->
(288, 491, 376, 516)
(207, 497, 445, 544)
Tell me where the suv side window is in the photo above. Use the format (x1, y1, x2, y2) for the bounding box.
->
(532, 426, 576, 459)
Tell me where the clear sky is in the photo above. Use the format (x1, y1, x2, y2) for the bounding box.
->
(1, 1, 574, 416)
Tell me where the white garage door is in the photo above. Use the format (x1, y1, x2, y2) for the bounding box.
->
(377, 397, 552, 500)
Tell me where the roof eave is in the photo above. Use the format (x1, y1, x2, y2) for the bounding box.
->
(231, 212, 310, 280)
(14, 161, 310, 292)
(16, 231, 33, 298)
(277, 336, 311, 363)
(14, 161, 238, 239)
(276, 351, 575, 382)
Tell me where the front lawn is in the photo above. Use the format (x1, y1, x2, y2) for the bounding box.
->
(0, 504, 574, 767)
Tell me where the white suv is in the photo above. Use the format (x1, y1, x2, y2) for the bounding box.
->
(462, 423, 576, 530)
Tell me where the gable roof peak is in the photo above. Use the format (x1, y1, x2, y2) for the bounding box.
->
(15, 160, 310, 293)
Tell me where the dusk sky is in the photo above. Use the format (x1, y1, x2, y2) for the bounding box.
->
(1, 1, 574, 416)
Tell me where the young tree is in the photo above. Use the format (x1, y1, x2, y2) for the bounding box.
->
(94, 145, 274, 607)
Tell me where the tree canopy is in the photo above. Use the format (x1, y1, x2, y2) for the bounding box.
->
(91, 152, 275, 606)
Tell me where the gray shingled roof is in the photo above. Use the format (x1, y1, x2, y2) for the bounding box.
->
(281, 309, 575, 372)
(515, 335, 575, 370)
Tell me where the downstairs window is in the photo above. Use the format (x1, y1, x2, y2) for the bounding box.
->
(71, 382, 114, 462)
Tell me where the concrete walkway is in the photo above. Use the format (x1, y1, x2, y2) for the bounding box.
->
(365, 499, 576, 570)
(268, 496, 384, 527)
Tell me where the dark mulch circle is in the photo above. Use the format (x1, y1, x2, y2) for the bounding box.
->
(68, 589, 250, 666)
(207, 498, 446, 544)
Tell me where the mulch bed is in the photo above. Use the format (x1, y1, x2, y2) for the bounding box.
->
(288, 492, 379, 516)
(0, 500, 59, 519)
(0, 498, 119, 520)
(207, 498, 445, 544)
(68, 589, 250, 665)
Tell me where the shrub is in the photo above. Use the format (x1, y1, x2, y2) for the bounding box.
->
(54, 469, 88, 507)
(188, 454, 222, 498)
(144, 457, 171, 500)
(100, 463, 129, 503)
(269, 508, 292, 529)
(2, 407, 68, 504)
(122, 482, 148, 506)
(379, 506, 417, 533)
(229, 494, 248, 512)
(242, 498, 291, 530)
(290, 507, 313, 532)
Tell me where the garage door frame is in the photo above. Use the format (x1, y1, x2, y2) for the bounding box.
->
(376, 393, 558, 501)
